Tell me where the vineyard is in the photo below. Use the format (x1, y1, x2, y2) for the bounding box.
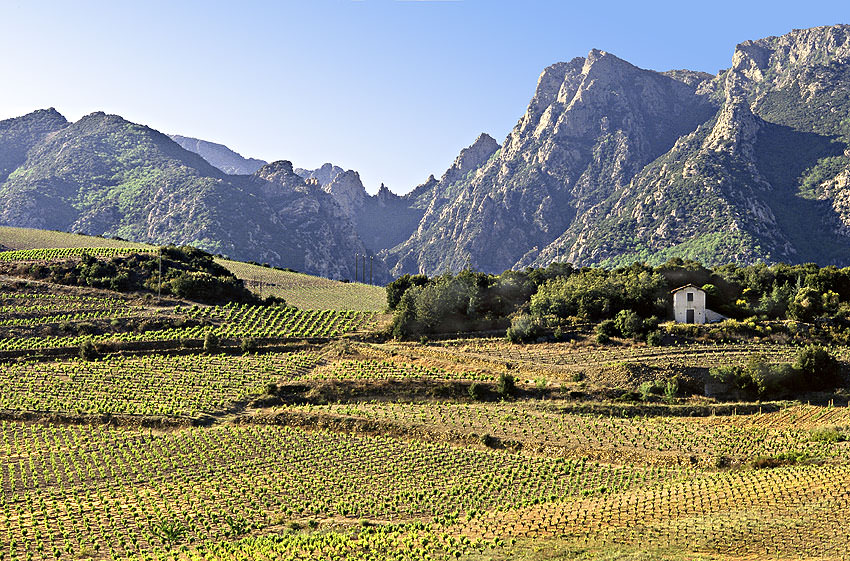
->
(0, 247, 156, 262)
(1, 236, 850, 559)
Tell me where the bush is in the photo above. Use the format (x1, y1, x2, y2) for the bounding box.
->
(240, 337, 258, 354)
(596, 319, 617, 338)
(203, 331, 220, 352)
(809, 426, 847, 443)
(664, 377, 680, 402)
(497, 373, 516, 398)
(79, 338, 98, 361)
(468, 382, 486, 401)
(710, 347, 841, 399)
(614, 309, 642, 339)
(646, 330, 663, 347)
(794, 345, 841, 390)
(639, 380, 664, 401)
(506, 315, 543, 344)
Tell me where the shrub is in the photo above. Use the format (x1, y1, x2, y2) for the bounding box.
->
(794, 344, 841, 390)
(809, 426, 847, 443)
(664, 377, 680, 402)
(497, 373, 516, 398)
(240, 337, 258, 354)
(506, 315, 543, 344)
(614, 309, 642, 339)
(468, 382, 486, 401)
(639, 380, 664, 401)
(646, 330, 663, 347)
(79, 338, 98, 361)
(710, 347, 841, 399)
(596, 319, 617, 338)
(203, 331, 220, 352)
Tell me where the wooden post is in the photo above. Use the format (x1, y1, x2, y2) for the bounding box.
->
(157, 247, 162, 303)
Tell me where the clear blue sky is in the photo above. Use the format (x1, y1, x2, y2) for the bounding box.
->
(0, 1, 847, 193)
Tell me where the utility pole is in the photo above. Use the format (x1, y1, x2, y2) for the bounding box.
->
(369, 256, 373, 285)
(157, 247, 163, 303)
(355, 253, 358, 283)
(362, 255, 366, 283)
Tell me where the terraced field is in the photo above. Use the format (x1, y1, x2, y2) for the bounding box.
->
(0, 423, 673, 561)
(2, 239, 850, 559)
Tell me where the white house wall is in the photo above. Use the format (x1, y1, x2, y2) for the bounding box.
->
(672, 288, 706, 324)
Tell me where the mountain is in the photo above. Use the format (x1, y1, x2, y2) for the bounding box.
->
(295, 163, 346, 186)
(169, 134, 267, 175)
(3, 25, 850, 281)
(0, 108, 68, 184)
(385, 24, 850, 275)
(295, 163, 424, 254)
(0, 111, 382, 281)
(544, 25, 850, 268)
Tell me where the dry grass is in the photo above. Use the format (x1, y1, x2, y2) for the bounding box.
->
(216, 258, 386, 311)
(0, 226, 152, 251)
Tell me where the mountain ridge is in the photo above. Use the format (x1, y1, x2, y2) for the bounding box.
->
(2, 25, 850, 280)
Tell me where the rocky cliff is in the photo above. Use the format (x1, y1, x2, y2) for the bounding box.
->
(387, 25, 850, 275)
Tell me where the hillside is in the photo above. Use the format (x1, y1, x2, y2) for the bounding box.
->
(169, 134, 267, 175)
(0, 225, 385, 311)
(0, 244, 848, 560)
(386, 24, 850, 275)
(0, 114, 380, 281)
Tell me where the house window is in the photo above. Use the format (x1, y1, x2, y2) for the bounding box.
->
(687, 292, 694, 302)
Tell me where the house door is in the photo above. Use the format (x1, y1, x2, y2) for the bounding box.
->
(686, 309, 695, 324)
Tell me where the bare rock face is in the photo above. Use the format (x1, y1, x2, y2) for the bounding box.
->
(322, 170, 369, 216)
(538, 24, 850, 268)
(440, 133, 499, 186)
(385, 48, 716, 276)
(386, 24, 850, 274)
(295, 163, 345, 187)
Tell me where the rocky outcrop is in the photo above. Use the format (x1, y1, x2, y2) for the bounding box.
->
(386, 25, 850, 274)
(295, 163, 345, 187)
(538, 25, 850, 268)
(385, 49, 717, 275)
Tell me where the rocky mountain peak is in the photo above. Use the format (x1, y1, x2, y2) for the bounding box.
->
(295, 163, 345, 187)
(322, 169, 368, 216)
(440, 133, 500, 186)
(254, 161, 306, 192)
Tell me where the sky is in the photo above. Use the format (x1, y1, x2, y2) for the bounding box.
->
(0, 1, 848, 194)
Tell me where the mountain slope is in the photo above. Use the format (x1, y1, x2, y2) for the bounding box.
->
(388, 25, 850, 274)
(385, 52, 717, 275)
(169, 134, 267, 175)
(0, 111, 381, 281)
(0, 108, 68, 183)
(546, 24, 850, 268)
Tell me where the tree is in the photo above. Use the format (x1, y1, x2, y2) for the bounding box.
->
(789, 286, 823, 322)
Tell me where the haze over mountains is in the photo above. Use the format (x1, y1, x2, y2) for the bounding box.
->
(2, 25, 850, 280)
